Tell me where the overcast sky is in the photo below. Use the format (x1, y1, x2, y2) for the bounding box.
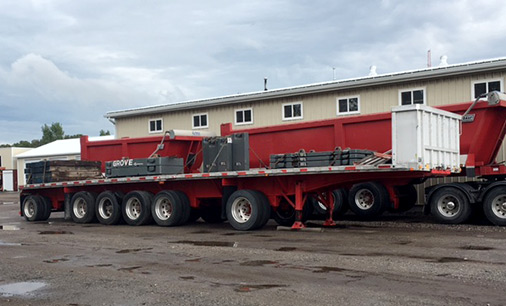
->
(0, 0, 505, 144)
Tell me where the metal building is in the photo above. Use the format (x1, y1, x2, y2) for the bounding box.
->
(105, 58, 506, 164)
(0, 147, 32, 191)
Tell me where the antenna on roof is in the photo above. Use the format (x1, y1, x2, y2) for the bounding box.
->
(332, 67, 336, 80)
(264, 77, 268, 91)
(427, 50, 432, 67)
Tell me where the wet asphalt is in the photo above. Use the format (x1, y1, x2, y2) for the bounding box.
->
(1, 191, 505, 306)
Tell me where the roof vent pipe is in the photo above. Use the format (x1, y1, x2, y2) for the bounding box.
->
(369, 65, 378, 76)
(264, 77, 268, 91)
(439, 55, 449, 67)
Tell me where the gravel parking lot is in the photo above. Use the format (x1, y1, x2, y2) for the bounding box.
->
(1, 191, 505, 306)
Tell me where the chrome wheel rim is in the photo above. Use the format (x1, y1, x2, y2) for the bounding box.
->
(491, 194, 506, 219)
(24, 198, 36, 218)
(125, 198, 142, 220)
(354, 189, 374, 210)
(437, 195, 460, 217)
(231, 197, 252, 223)
(98, 198, 113, 219)
(154, 197, 173, 221)
(73, 197, 87, 219)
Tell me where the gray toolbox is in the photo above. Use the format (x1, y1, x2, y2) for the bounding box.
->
(105, 157, 184, 178)
(203, 137, 233, 172)
(203, 133, 250, 172)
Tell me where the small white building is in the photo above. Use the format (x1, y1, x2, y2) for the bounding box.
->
(0, 147, 32, 191)
(15, 136, 114, 187)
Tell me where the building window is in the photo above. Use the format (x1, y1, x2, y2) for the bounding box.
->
(235, 108, 253, 125)
(282, 102, 303, 120)
(337, 96, 360, 115)
(472, 79, 502, 99)
(192, 113, 208, 129)
(148, 118, 163, 133)
(399, 88, 425, 105)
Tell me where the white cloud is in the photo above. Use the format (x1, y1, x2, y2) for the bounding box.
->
(0, 0, 506, 144)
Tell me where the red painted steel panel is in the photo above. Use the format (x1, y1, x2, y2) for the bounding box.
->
(80, 135, 203, 173)
(222, 100, 506, 169)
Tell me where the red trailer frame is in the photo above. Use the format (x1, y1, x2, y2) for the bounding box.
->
(18, 96, 506, 230)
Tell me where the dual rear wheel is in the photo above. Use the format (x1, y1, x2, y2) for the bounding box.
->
(22, 195, 52, 221)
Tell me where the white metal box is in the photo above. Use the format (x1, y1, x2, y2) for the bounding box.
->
(392, 104, 461, 172)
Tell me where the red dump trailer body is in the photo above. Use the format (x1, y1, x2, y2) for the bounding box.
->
(18, 97, 506, 230)
(80, 134, 204, 173)
(221, 100, 506, 170)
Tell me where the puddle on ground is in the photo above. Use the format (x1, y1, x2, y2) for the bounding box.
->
(0, 241, 22, 246)
(180, 276, 195, 280)
(394, 240, 412, 245)
(0, 225, 20, 231)
(221, 232, 249, 236)
(86, 264, 113, 268)
(434, 257, 469, 263)
(175, 240, 237, 247)
(240, 260, 278, 267)
(235, 284, 287, 292)
(191, 230, 212, 234)
(0, 281, 46, 297)
(276, 247, 297, 252)
(117, 266, 142, 273)
(0, 202, 15, 205)
(312, 266, 347, 273)
(39, 230, 73, 235)
(43, 258, 69, 264)
(116, 248, 153, 254)
(460, 245, 495, 251)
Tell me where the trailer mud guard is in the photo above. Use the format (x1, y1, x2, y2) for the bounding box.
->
(425, 182, 478, 214)
(221, 186, 237, 220)
(64, 193, 72, 221)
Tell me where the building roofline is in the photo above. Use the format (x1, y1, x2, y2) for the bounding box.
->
(105, 57, 506, 119)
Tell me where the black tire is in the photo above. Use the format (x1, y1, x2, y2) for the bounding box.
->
(22, 195, 46, 221)
(272, 196, 312, 226)
(482, 186, 506, 226)
(174, 191, 191, 225)
(430, 187, 472, 224)
(122, 191, 153, 226)
(311, 196, 328, 216)
(226, 190, 267, 231)
(332, 189, 349, 219)
(40, 196, 52, 221)
(393, 185, 418, 213)
(151, 191, 184, 226)
(199, 199, 224, 223)
(251, 191, 272, 229)
(70, 191, 97, 223)
(348, 182, 389, 218)
(96, 191, 123, 225)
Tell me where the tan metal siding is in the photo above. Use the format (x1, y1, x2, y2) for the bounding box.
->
(113, 71, 506, 168)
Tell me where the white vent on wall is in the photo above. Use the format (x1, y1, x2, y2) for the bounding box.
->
(369, 65, 378, 76)
(439, 55, 449, 67)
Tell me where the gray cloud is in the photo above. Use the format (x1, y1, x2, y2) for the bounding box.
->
(0, 0, 505, 144)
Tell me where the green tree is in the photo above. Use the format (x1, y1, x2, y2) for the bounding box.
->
(99, 129, 111, 136)
(40, 122, 65, 145)
(64, 134, 83, 139)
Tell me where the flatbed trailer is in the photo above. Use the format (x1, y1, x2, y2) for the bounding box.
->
(19, 93, 506, 230)
(19, 162, 450, 230)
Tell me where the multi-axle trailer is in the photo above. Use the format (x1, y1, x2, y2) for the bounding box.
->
(19, 93, 506, 230)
